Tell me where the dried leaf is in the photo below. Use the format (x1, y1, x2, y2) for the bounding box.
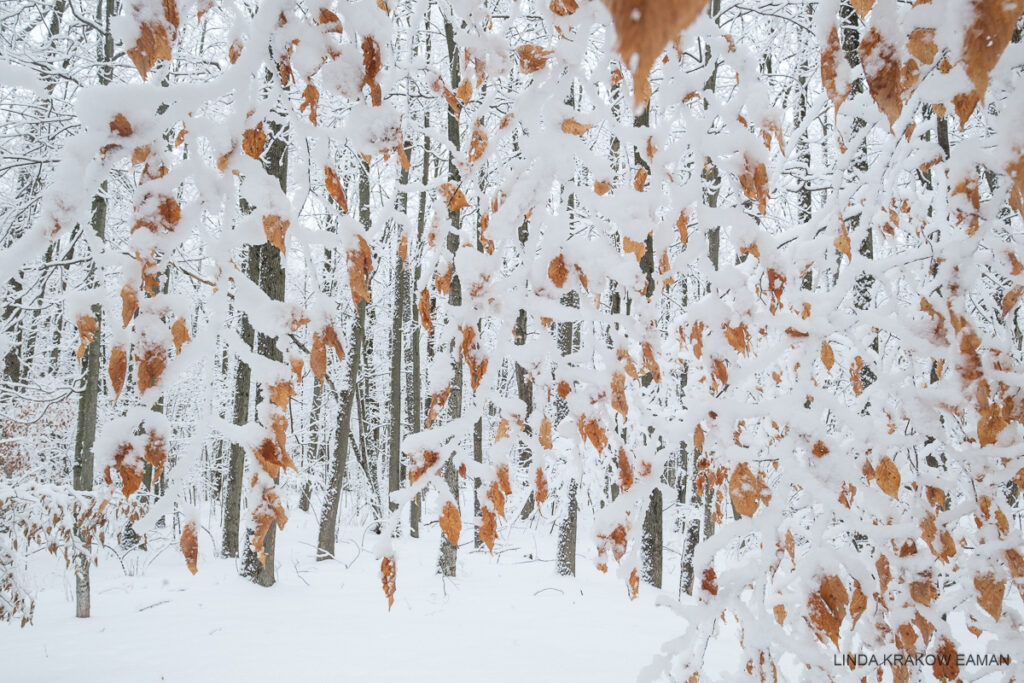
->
(535, 467, 548, 504)
(439, 501, 461, 546)
(722, 323, 749, 355)
(548, 254, 568, 288)
(75, 314, 98, 362)
(300, 84, 320, 125)
(603, 0, 709, 105)
(808, 575, 848, 648)
(324, 166, 348, 211)
(516, 44, 552, 74)
(127, 22, 172, 80)
(439, 183, 470, 212)
(417, 288, 432, 335)
(611, 372, 628, 417)
(821, 340, 835, 371)
(242, 123, 266, 159)
(135, 345, 167, 395)
(729, 463, 770, 517)
(617, 448, 634, 491)
(875, 457, 901, 498)
(539, 416, 553, 449)
(975, 574, 1006, 621)
(109, 346, 127, 404)
(180, 522, 198, 575)
(561, 118, 593, 135)
(171, 317, 190, 353)
(263, 214, 290, 253)
(594, 180, 612, 195)
(380, 556, 396, 609)
(347, 235, 373, 305)
(480, 506, 497, 551)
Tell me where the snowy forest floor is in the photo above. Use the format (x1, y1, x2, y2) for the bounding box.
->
(1, 508, 689, 682)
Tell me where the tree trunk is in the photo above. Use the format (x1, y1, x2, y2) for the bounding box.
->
(316, 301, 366, 560)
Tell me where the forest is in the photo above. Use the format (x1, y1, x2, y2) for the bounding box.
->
(2, 0, 1024, 680)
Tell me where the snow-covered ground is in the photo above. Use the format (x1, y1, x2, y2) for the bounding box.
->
(1, 509, 684, 682)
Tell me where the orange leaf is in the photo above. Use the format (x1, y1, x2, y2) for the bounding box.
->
(480, 506, 497, 552)
(75, 314, 98, 362)
(242, 123, 266, 159)
(300, 84, 320, 125)
(135, 345, 167, 395)
(834, 220, 851, 261)
(310, 332, 327, 381)
(439, 501, 461, 546)
(602, 0, 709, 105)
(539, 416, 553, 449)
(728, 463, 770, 517)
(109, 346, 127, 404)
(180, 521, 198, 575)
(171, 317, 190, 353)
(126, 23, 171, 80)
(263, 214, 290, 253)
(821, 340, 835, 371)
(534, 467, 548, 504)
(548, 254, 568, 288)
(561, 118, 593, 135)
(611, 372, 628, 417)
(417, 288, 432, 335)
(380, 556, 396, 609)
(617, 448, 634, 491)
(439, 183, 470, 212)
(516, 44, 552, 74)
(347, 235, 373, 305)
(808, 575, 848, 648)
(875, 457, 900, 498)
(324, 166, 348, 211)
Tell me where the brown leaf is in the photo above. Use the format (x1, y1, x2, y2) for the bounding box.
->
(310, 332, 327, 381)
(417, 288, 432, 336)
(642, 341, 661, 382)
(808, 575, 848, 648)
(300, 84, 320, 125)
(324, 166, 349, 211)
(516, 44, 552, 74)
(821, 27, 850, 112)
(627, 568, 639, 600)
(144, 428, 167, 482)
(109, 346, 127, 404)
(933, 637, 960, 681)
(439, 501, 461, 546)
(408, 450, 439, 485)
(1001, 285, 1023, 319)
(127, 22, 172, 80)
(347, 235, 373, 305)
(701, 567, 718, 595)
(487, 481, 506, 519)
(75, 314, 98, 362)
(468, 122, 488, 163)
(361, 37, 382, 106)
(109, 114, 133, 137)
(171, 317, 190, 353)
(548, 254, 568, 288)
(263, 214, 290, 253)
(738, 155, 769, 214)
(561, 118, 593, 135)
(617, 448, 634, 491)
(623, 236, 646, 262)
(974, 574, 1005, 621)
(380, 556, 396, 610)
(729, 463, 771, 517)
(135, 345, 167, 395)
(722, 322, 749, 355)
(439, 183, 470, 212)
(594, 180, 612, 195)
(550, 0, 578, 16)
(850, 0, 873, 18)
(480, 506, 497, 551)
(539, 416, 553, 449)
(180, 521, 198, 575)
(956, 0, 1024, 127)
(603, 0, 709, 105)
(610, 372, 628, 417)
(875, 457, 900, 498)
(820, 340, 835, 371)
(834, 219, 852, 262)
(535, 467, 549, 504)
(242, 123, 266, 159)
